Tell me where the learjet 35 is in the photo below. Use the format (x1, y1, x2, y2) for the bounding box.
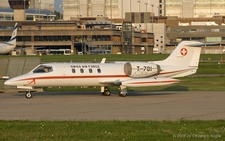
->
(5, 41, 203, 98)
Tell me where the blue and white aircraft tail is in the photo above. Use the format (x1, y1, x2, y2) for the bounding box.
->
(0, 23, 18, 54)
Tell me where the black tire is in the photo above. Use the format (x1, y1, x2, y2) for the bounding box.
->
(104, 90, 111, 96)
(119, 92, 127, 97)
(25, 92, 32, 99)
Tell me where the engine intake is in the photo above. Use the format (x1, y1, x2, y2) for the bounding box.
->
(124, 62, 161, 78)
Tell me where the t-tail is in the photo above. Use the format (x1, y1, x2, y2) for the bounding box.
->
(153, 41, 203, 78)
(7, 23, 18, 45)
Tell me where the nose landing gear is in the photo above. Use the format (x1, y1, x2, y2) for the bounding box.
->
(25, 91, 33, 99)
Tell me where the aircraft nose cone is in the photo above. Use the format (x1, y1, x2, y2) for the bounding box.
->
(4, 80, 11, 86)
(4, 80, 9, 85)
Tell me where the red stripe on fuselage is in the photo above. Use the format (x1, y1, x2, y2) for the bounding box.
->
(128, 80, 179, 85)
(20, 75, 129, 81)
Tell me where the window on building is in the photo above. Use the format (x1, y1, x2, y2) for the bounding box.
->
(142, 38, 146, 42)
(141, 13, 144, 23)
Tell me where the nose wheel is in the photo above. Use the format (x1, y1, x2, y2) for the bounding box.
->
(25, 92, 33, 99)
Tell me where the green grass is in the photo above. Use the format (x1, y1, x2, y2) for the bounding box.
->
(1, 53, 224, 62)
(2, 54, 225, 74)
(197, 62, 225, 74)
(38, 54, 225, 74)
(130, 76, 225, 91)
(1, 55, 225, 140)
(0, 120, 224, 140)
(0, 54, 169, 62)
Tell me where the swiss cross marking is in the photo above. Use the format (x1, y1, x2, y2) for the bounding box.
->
(180, 48, 188, 56)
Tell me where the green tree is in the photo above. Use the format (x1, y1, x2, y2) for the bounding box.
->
(54, 11, 63, 20)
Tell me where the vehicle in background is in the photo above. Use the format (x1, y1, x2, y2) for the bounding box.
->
(90, 50, 111, 54)
(36, 49, 72, 55)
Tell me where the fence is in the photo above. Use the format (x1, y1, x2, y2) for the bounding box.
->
(0, 57, 41, 92)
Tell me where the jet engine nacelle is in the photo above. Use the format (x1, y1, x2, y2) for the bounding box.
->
(124, 62, 161, 78)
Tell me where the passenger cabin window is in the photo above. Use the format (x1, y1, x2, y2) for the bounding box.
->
(89, 69, 93, 73)
(33, 65, 53, 73)
(80, 68, 84, 73)
(72, 69, 76, 73)
(97, 69, 101, 73)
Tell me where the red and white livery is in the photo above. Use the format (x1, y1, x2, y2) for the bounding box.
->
(5, 41, 203, 98)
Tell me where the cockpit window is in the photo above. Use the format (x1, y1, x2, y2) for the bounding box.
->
(33, 65, 53, 73)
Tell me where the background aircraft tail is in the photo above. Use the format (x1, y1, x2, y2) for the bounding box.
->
(154, 41, 202, 68)
(7, 23, 18, 45)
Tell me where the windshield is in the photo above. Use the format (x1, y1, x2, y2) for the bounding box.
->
(33, 65, 53, 73)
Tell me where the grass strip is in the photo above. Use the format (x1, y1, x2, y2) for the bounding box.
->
(0, 120, 224, 140)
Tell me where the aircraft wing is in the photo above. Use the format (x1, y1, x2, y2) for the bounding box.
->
(99, 79, 122, 85)
(186, 42, 218, 47)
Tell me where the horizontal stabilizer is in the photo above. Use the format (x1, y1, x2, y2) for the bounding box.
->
(122, 78, 179, 87)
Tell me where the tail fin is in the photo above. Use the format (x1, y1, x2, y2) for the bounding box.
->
(7, 23, 18, 45)
(155, 41, 202, 67)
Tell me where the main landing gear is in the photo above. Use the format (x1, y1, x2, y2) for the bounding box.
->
(25, 91, 33, 99)
(101, 86, 127, 97)
(101, 86, 111, 96)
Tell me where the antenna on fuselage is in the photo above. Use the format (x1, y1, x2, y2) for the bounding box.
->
(101, 58, 106, 64)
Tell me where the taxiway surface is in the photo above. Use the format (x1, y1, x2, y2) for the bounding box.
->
(0, 91, 225, 121)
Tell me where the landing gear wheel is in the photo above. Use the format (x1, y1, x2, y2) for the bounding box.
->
(104, 90, 111, 96)
(25, 92, 32, 99)
(119, 92, 127, 97)
(118, 85, 127, 97)
(101, 86, 111, 96)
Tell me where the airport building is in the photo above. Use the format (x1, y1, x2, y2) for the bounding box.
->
(62, 0, 161, 20)
(0, 8, 55, 21)
(164, 0, 225, 18)
(0, 20, 154, 55)
(1, 0, 225, 55)
(0, 0, 54, 11)
(0, 0, 55, 21)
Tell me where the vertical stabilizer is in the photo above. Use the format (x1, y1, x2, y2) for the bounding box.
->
(7, 23, 18, 45)
(154, 41, 202, 67)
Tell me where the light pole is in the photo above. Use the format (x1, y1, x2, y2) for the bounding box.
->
(24, 0, 26, 21)
(59, 4, 62, 20)
(130, 0, 132, 21)
(137, 0, 141, 30)
(38, 0, 41, 21)
(110, 0, 112, 28)
(49, 3, 52, 21)
(122, 0, 123, 20)
(144, 2, 148, 31)
(151, 4, 154, 32)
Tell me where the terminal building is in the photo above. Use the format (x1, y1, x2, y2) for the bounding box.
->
(0, 20, 154, 55)
(164, 0, 225, 18)
(1, 0, 225, 55)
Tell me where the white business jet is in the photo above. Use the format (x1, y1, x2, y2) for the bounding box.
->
(4, 41, 203, 99)
(0, 23, 18, 54)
